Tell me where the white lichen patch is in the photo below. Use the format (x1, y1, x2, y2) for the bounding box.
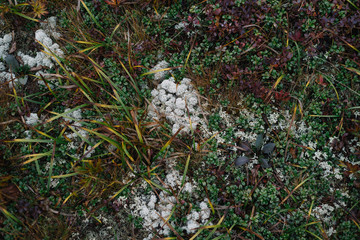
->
(18, 28, 64, 69)
(115, 165, 210, 239)
(148, 71, 202, 135)
(150, 60, 170, 83)
(25, 113, 40, 126)
(0, 17, 63, 88)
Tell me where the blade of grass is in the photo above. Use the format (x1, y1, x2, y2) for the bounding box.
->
(80, 0, 104, 32)
(265, 73, 285, 102)
(305, 230, 323, 240)
(279, 176, 311, 206)
(0, 206, 23, 225)
(110, 23, 122, 40)
(131, 110, 143, 144)
(143, 177, 171, 195)
(208, 198, 215, 215)
(212, 234, 230, 240)
(184, 35, 196, 70)
(237, 226, 264, 240)
(322, 74, 340, 102)
(20, 150, 52, 165)
(156, 211, 184, 240)
(45, 104, 88, 124)
(12, 11, 39, 22)
(343, 66, 360, 76)
(67, 125, 93, 146)
(204, 214, 226, 240)
(87, 57, 132, 118)
(309, 115, 340, 117)
(153, 128, 181, 161)
(52, 172, 79, 178)
(81, 127, 121, 149)
(189, 218, 214, 240)
(321, 72, 360, 97)
(346, 0, 359, 9)
(263, 208, 295, 224)
(79, 43, 106, 53)
(110, 178, 136, 200)
(117, 59, 141, 100)
(140, 67, 173, 77)
(7, 139, 53, 143)
(180, 154, 191, 190)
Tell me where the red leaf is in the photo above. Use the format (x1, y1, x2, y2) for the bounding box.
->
(318, 75, 327, 86)
(214, 8, 222, 16)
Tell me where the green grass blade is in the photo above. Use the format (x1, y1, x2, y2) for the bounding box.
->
(80, 0, 104, 32)
(180, 154, 191, 190)
(0, 207, 23, 225)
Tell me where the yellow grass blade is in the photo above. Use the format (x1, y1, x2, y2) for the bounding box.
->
(208, 198, 215, 214)
(265, 74, 285, 102)
(45, 104, 88, 124)
(79, 44, 105, 53)
(199, 133, 219, 150)
(131, 110, 143, 144)
(62, 192, 74, 205)
(81, 127, 121, 149)
(52, 173, 79, 178)
(75, 40, 101, 45)
(121, 141, 135, 162)
(32, 128, 55, 141)
(140, 67, 173, 77)
(0, 206, 22, 225)
(203, 214, 226, 240)
(304, 230, 322, 240)
(110, 23, 121, 40)
(184, 38, 195, 69)
(343, 66, 360, 76)
(7, 139, 53, 143)
(280, 176, 311, 205)
(189, 218, 213, 240)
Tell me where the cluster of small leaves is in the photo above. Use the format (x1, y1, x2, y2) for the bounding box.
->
(144, 0, 359, 106)
(235, 133, 275, 168)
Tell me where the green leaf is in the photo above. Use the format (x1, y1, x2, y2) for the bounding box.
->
(235, 156, 249, 166)
(262, 143, 275, 154)
(255, 133, 264, 150)
(259, 158, 270, 168)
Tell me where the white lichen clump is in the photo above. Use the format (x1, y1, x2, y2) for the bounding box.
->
(150, 60, 169, 83)
(119, 167, 210, 239)
(0, 17, 63, 88)
(0, 33, 18, 86)
(0, 33, 12, 61)
(25, 113, 39, 126)
(148, 68, 201, 135)
(18, 28, 64, 69)
(61, 108, 95, 159)
(40, 16, 61, 40)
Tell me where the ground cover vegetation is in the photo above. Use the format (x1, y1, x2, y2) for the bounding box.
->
(0, 0, 359, 239)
